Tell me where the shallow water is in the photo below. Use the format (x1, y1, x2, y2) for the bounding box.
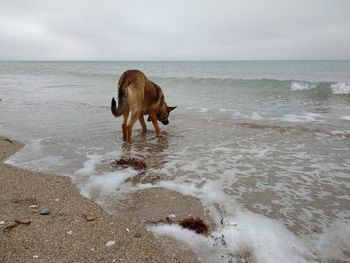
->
(1, 61, 350, 262)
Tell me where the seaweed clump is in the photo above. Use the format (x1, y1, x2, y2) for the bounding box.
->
(179, 217, 209, 235)
(149, 216, 209, 235)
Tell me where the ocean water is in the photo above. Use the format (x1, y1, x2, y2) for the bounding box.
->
(0, 61, 349, 262)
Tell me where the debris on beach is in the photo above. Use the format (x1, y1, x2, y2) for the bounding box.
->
(112, 158, 146, 171)
(3, 223, 20, 232)
(213, 234, 227, 247)
(23, 198, 39, 210)
(14, 219, 31, 225)
(148, 216, 210, 235)
(220, 218, 238, 227)
(3, 219, 31, 233)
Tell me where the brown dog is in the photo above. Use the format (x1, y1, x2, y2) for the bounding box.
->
(111, 70, 176, 143)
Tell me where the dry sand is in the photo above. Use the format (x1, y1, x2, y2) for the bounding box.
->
(0, 137, 209, 263)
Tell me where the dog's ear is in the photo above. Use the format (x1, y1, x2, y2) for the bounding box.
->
(168, 106, 177, 112)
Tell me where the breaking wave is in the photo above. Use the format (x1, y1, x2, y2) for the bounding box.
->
(330, 82, 350, 94)
(290, 81, 316, 91)
(153, 76, 350, 96)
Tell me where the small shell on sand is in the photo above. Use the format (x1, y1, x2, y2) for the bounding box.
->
(106, 240, 116, 247)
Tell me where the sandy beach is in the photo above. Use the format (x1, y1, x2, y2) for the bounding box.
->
(0, 136, 208, 263)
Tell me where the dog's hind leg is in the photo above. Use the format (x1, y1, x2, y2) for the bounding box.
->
(122, 111, 129, 141)
(139, 115, 147, 133)
(127, 111, 140, 143)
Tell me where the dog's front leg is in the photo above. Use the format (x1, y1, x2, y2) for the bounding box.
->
(139, 116, 147, 133)
(149, 112, 160, 135)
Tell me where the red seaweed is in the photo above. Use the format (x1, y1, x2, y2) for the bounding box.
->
(112, 158, 146, 171)
(148, 216, 210, 235)
(179, 217, 209, 235)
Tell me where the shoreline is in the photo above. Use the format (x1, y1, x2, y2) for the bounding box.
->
(0, 136, 209, 263)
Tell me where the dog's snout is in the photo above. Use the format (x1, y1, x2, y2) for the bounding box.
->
(162, 120, 169, 125)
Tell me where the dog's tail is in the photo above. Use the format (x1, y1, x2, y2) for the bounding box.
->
(111, 77, 128, 117)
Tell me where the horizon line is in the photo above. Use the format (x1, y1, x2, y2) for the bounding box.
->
(1, 59, 350, 62)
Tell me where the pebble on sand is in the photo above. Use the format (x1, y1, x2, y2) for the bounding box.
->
(0, 221, 5, 225)
(133, 231, 141, 238)
(106, 240, 116, 247)
(168, 214, 176, 219)
(10, 197, 20, 203)
(40, 208, 51, 215)
(85, 214, 96, 221)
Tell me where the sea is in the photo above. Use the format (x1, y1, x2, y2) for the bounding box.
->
(0, 61, 349, 263)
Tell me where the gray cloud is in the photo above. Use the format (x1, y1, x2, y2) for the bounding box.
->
(0, 0, 349, 60)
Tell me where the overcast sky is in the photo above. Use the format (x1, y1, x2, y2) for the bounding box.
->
(0, 0, 349, 60)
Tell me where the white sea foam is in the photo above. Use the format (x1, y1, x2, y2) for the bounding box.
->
(330, 130, 350, 138)
(290, 81, 315, 91)
(150, 211, 314, 263)
(73, 151, 137, 199)
(4, 138, 66, 171)
(340, 115, 350, 121)
(75, 154, 106, 176)
(219, 108, 249, 119)
(151, 217, 350, 263)
(185, 106, 208, 112)
(331, 82, 350, 94)
(280, 113, 324, 123)
(142, 142, 350, 263)
(312, 221, 350, 263)
(78, 169, 136, 199)
(251, 112, 263, 120)
(4, 138, 43, 166)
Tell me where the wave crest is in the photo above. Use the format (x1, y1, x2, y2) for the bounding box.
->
(330, 82, 350, 94)
(290, 81, 315, 91)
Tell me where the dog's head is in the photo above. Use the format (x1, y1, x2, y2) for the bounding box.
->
(148, 103, 177, 125)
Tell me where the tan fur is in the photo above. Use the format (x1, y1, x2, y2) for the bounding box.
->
(111, 70, 176, 143)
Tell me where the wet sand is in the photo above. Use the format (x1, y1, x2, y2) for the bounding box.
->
(0, 137, 208, 263)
